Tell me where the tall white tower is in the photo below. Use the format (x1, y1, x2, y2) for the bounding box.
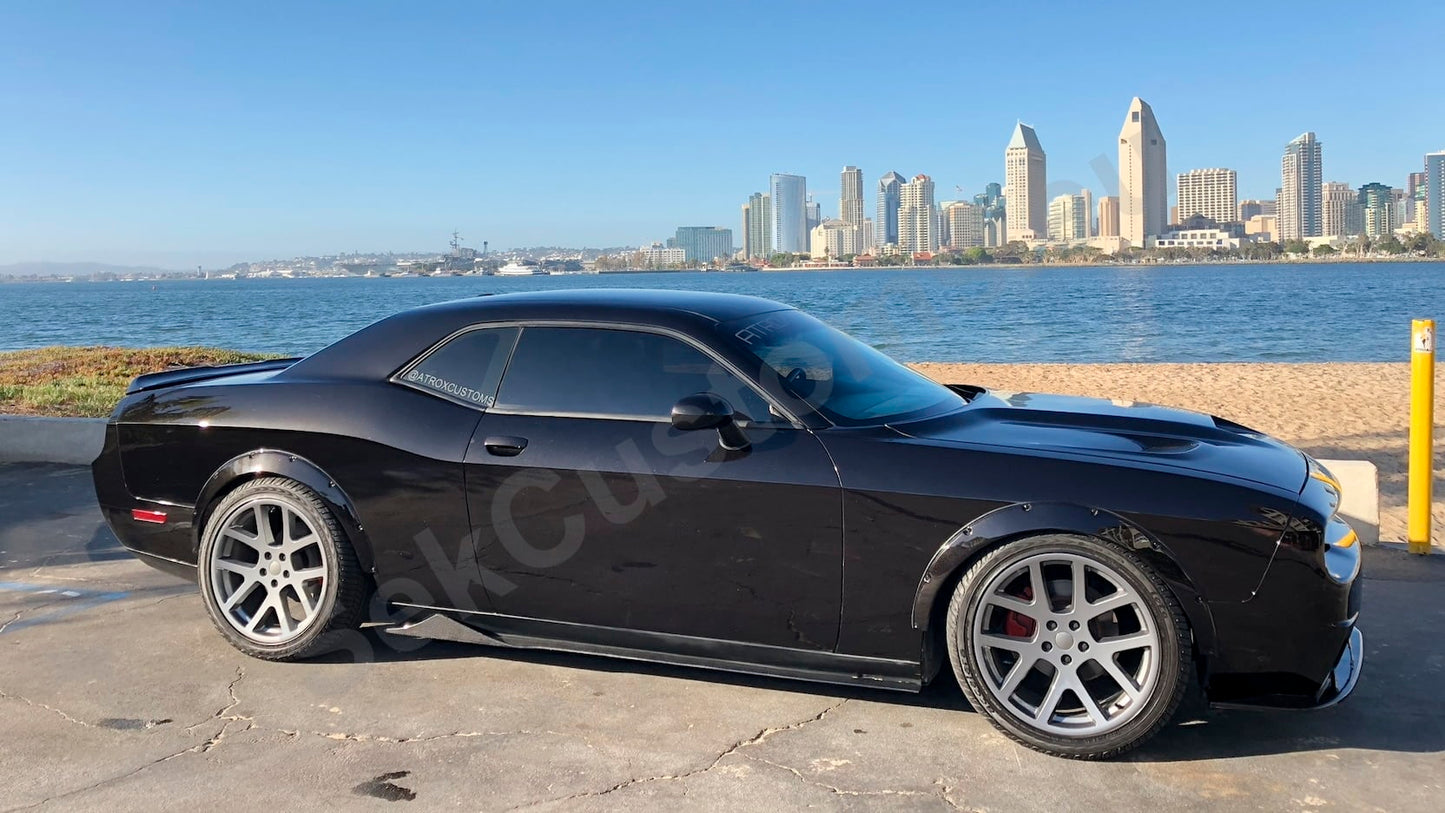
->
(1118, 97, 1168, 247)
(1004, 123, 1046, 242)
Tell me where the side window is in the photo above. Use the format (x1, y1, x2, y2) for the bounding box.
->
(494, 327, 783, 423)
(398, 327, 519, 409)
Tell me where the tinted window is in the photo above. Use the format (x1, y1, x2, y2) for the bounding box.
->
(719, 309, 965, 426)
(494, 327, 779, 422)
(399, 327, 518, 409)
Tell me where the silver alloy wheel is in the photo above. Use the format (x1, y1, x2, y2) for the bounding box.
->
(970, 551, 1161, 737)
(208, 496, 330, 644)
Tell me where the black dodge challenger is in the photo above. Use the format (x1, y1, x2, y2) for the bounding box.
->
(93, 289, 1362, 759)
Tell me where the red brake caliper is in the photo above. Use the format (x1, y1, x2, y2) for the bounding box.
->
(1003, 585, 1037, 638)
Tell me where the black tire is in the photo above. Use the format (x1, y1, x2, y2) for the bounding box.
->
(197, 477, 367, 661)
(945, 533, 1191, 760)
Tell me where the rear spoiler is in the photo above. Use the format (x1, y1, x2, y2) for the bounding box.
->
(126, 358, 302, 395)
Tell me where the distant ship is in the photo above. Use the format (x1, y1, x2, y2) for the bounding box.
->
(495, 260, 541, 276)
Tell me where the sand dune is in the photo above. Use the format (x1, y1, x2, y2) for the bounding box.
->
(911, 362, 1442, 546)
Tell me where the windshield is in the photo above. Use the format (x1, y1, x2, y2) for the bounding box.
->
(720, 309, 966, 427)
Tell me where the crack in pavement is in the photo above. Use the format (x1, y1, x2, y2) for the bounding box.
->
(0, 598, 69, 636)
(6, 667, 251, 811)
(282, 727, 574, 745)
(509, 698, 851, 810)
(742, 755, 973, 810)
(0, 686, 97, 729)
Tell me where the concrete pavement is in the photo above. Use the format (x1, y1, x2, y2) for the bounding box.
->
(1, 462, 1441, 811)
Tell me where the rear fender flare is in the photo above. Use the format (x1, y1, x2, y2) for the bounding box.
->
(192, 449, 375, 573)
(909, 501, 1214, 654)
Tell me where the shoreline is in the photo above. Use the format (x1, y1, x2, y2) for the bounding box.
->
(3, 257, 1444, 283)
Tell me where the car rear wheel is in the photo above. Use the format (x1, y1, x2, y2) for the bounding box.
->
(198, 477, 366, 660)
(945, 533, 1190, 759)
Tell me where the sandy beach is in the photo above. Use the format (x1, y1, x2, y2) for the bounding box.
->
(911, 362, 1444, 546)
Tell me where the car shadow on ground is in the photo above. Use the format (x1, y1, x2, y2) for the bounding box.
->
(302, 545, 1442, 764)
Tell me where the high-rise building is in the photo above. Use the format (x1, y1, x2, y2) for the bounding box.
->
(1118, 97, 1167, 247)
(972, 182, 1006, 246)
(742, 192, 772, 260)
(1359, 182, 1397, 238)
(1098, 196, 1120, 237)
(810, 219, 857, 260)
(944, 202, 985, 248)
(1321, 182, 1364, 238)
(1423, 152, 1445, 239)
(805, 198, 821, 234)
(876, 171, 904, 248)
(898, 174, 938, 253)
(1176, 168, 1237, 225)
(770, 174, 808, 253)
(1238, 199, 1276, 221)
(672, 226, 733, 265)
(840, 166, 865, 231)
(1279, 132, 1323, 241)
(1004, 123, 1046, 242)
(1407, 171, 1428, 208)
(1047, 193, 1090, 243)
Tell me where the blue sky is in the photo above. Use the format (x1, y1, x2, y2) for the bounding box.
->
(2, 0, 1442, 267)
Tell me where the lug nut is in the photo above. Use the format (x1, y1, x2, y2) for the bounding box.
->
(1069, 620, 1080, 631)
(1042, 642, 1053, 652)
(1078, 642, 1089, 652)
(1046, 620, 1057, 631)
(1061, 655, 1072, 665)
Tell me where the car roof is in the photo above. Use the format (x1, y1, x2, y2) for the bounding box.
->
(412, 288, 791, 324)
(285, 288, 794, 381)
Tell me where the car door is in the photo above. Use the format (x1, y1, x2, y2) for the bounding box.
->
(463, 324, 844, 652)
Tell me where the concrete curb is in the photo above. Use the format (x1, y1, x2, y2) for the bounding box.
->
(0, 416, 107, 466)
(1317, 459, 1379, 547)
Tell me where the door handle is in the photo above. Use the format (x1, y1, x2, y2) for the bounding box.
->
(483, 435, 528, 457)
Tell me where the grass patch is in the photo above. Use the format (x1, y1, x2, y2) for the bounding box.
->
(0, 346, 283, 418)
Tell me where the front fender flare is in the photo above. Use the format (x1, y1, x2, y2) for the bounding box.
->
(909, 502, 1211, 650)
(192, 449, 375, 573)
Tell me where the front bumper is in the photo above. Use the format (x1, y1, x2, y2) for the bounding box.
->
(1314, 626, 1364, 708)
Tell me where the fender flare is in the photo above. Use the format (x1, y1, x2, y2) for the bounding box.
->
(909, 501, 1215, 656)
(192, 449, 375, 573)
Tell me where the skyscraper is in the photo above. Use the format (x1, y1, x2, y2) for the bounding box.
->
(672, 226, 733, 265)
(1047, 193, 1090, 243)
(1118, 97, 1167, 247)
(840, 166, 865, 231)
(1098, 196, 1120, 237)
(1176, 168, 1237, 225)
(1238, 199, 1276, 221)
(805, 198, 821, 234)
(1359, 182, 1396, 238)
(770, 174, 808, 253)
(876, 171, 904, 247)
(1427, 152, 1445, 239)
(1279, 132, 1323, 241)
(898, 174, 938, 253)
(1321, 182, 1363, 238)
(742, 192, 772, 260)
(1004, 123, 1046, 242)
(944, 202, 985, 248)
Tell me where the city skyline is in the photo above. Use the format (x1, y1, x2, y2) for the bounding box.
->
(2, 2, 1444, 266)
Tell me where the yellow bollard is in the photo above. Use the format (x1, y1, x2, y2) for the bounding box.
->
(1408, 319, 1435, 554)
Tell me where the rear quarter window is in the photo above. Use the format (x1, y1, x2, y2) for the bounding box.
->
(396, 326, 519, 409)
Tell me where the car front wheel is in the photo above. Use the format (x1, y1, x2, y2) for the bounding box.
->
(945, 533, 1191, 759)
(198, 477, 366, 660)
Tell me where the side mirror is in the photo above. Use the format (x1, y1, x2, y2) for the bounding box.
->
(671, 393, 750, 450)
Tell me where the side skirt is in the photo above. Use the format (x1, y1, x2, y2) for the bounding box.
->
(386, 605, 924, 693)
